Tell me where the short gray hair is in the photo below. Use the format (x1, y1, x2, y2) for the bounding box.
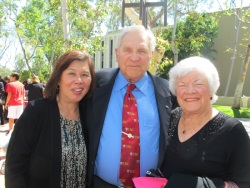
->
(116, 25, 156, 52)
(169, 56, 220, 103)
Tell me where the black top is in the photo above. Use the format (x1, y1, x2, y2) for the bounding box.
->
(26, 82, 45, 102)
(161, 107, 250, 188)
(0, 81, 5, 101)
(5, 99, 88, 188)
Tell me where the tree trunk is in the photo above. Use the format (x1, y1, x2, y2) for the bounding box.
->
(61, 0, 70, 48)
(171, 0, 179, 65)
(149, 9, 164, 28)
(232, 44, 250, 109)
(224, 14, 241, 96)
(16, 27, 34, 76)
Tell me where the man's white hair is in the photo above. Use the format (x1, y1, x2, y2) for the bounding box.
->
(116, 25, 156, 52)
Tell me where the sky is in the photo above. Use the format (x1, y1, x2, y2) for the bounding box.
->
(0, 0, 249, 71)
(208, 0, 250, 12)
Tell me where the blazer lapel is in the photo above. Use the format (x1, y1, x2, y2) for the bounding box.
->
(91, 68, 119, 157)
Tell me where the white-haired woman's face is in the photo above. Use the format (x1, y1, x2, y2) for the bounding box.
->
(176, 70, 213, 115)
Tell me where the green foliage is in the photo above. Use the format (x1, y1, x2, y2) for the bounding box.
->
(155, 59, 173, 80)
(20, 70, 32, 82)
(156, 12, 219, 78)
(213, 105, 250, 118)
(0, 66, 12, 78)
(162, 12, 219, 61)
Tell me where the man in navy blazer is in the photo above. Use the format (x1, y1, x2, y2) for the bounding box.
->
(83, 25, 177, 188)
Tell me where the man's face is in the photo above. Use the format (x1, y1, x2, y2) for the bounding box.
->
(115, 31, 153, 83)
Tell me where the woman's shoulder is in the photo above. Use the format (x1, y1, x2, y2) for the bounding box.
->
(216, 112, 248, 136)
(218, 112, 242, 127)
(27, 98, 56, 109)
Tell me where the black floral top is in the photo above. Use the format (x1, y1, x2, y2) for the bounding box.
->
(60, 116, 87, 188)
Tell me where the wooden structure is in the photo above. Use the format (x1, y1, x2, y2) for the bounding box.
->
(122, 0, 167, 28)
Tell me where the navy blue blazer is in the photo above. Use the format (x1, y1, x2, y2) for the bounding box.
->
(82, 68, 177, 187)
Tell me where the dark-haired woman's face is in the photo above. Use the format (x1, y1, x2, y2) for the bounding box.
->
(58, 60, 92, 103)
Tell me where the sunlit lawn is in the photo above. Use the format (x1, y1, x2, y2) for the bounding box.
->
(213, 105, 250, 118)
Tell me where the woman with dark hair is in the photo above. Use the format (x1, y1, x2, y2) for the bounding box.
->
(5, 50, 96, 188)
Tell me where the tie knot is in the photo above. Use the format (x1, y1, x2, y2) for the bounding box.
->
(127, 84, 136, 92)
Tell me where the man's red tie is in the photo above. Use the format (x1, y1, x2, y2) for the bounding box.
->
(119, 84, 140, 187)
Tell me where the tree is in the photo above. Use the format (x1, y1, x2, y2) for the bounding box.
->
(222, 6, 250, 98)
(156, 11, 219, 78)
(232, 44, 250, 109)
(0, 0, 18, 64)
(214, 1, 250, 107)
(0, 37, 11, 61)
(0, 0, 110, 78)
(224, 5, 243, 96)
(61, 0, 70, 48)
(162, 12, 219, 60)
(171, 0, 179, 65)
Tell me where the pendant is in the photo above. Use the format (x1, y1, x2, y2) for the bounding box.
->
(69, 122, 74, 132)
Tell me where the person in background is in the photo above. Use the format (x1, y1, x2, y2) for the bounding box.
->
(160, 56, 250, 188)
(83, 25, 177, 188)
(23, 78, 31, 90)
(3, 76, 10, 122)
(5, 50, 96, 188)
(2, 76, 9, 89)
(0, 79, 5, 125)
(5, 72, 24, 135)
(26, 75, 45, 102)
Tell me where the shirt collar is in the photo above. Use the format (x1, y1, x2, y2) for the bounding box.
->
(113, 70, 149, 96)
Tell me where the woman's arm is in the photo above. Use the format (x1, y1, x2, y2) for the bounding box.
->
(5, 102, 41, 188)
(225, 121, 250, 188)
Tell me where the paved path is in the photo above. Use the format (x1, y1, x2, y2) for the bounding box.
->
(0, 119, 250, 188)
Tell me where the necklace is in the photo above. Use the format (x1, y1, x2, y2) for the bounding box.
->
(182, 123, 190, 134)
(180, 118, 196, 134)
(69, 120, 74, 132)
(180, 118, 187, 134)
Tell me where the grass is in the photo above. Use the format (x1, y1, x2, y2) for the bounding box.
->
(213, 105, 250, 118)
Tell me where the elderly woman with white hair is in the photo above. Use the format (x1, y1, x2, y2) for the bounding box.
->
(160, 56, 250, 188)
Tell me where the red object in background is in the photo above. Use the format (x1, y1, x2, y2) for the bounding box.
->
(24, 100, 28, 109)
